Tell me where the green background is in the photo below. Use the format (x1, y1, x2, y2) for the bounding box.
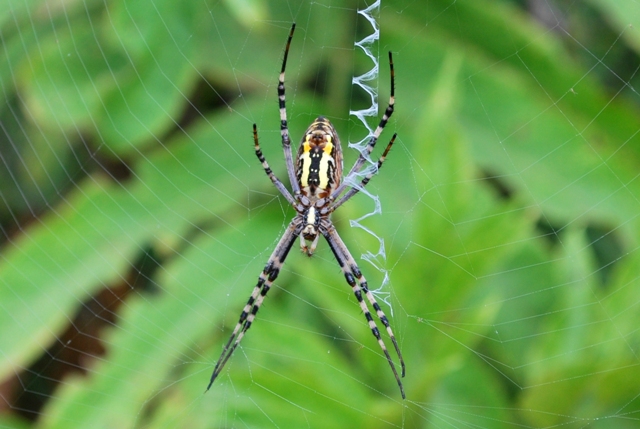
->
(1, 0, 640, 427)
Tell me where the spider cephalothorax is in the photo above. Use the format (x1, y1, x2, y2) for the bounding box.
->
(296, 116, 343, 199)
(207, 23, 405, 399)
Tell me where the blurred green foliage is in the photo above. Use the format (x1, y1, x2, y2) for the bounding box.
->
(1, 0, 640, 428)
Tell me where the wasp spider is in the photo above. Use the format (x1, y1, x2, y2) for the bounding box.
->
(207, 23, 405, 399)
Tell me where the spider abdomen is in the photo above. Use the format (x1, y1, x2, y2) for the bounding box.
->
(296, 117, 343, 199)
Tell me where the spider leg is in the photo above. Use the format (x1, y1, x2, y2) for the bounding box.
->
(331, 51, 395, 201)
(328, 133, 396, 212)
(253, 124, 297, 206)
(278, 23, 301, 197)
(321, 223, 406, 399)
(207, 220, 300, 390)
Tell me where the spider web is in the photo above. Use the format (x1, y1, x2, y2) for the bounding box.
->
(346, 0, 394, 312)
(1, 0, 640, 428)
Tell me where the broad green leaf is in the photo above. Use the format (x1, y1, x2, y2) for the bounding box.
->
(0, 96, 319, 382)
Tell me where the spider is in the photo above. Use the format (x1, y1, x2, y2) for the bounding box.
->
(206, 23, 405, 399)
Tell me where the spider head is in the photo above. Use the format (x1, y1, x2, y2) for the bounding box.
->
(295, 117, 344, 201)
(300, 206, 320, 256)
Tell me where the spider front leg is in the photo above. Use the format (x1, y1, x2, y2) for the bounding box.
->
(331, 51, 395, 201)
(277, 23, 301, 196)
(207, 221, 300, 390)
(330, 133, 396, 212)
(321, 223, 406, 399)
(253, 124, 297, 206)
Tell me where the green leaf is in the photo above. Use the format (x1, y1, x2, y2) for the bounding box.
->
(0, 95, 318, 382)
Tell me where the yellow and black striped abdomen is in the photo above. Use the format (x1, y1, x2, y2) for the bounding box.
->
(296, 117, 343, 199)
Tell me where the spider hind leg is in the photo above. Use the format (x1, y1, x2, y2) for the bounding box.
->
(321, 223, 406, 399)
(207, 222, 300, 389)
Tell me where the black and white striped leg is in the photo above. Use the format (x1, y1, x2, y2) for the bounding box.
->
(331, 51, 395, 200)
(253, 124, 297, 206)
(321, 224, 406, 399)
(330, 133, 396, 212)
(207, 222, 300, 390)
(278, 23, 300, 196)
